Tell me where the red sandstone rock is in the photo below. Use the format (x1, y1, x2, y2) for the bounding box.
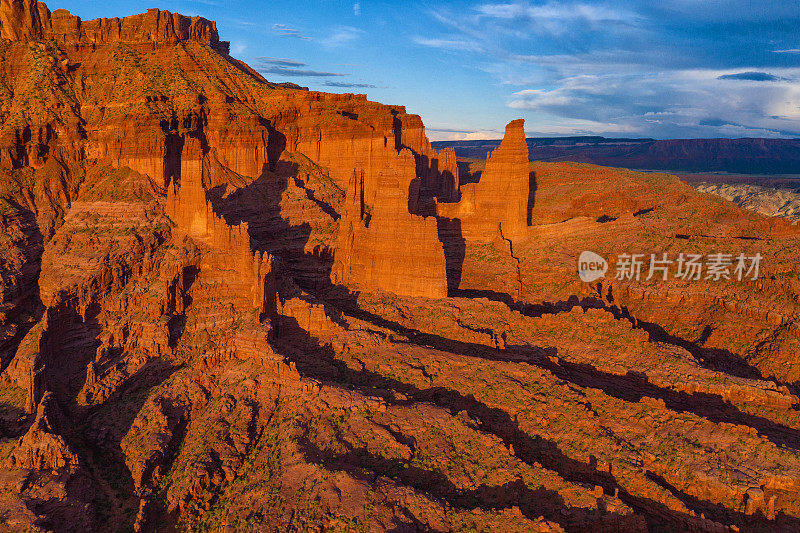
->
(435, 146, 460, 201)
(438, 119, 530, 241)
(1, 0, 228, 51)
(0, 2, 799, 532)
(7, 392, 77, 471)
(0, 0, 49, 40)
(333, 148, 447, 299)
(165, 137, 277, 319)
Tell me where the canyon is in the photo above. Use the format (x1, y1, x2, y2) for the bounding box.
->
(1, 1, 800, 532)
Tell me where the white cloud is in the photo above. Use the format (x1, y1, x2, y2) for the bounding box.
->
(716, 123, 785, 138)
(427, 127, 504, 141)
(478, 2, 637, 24)
(413, 37, 483, 52)
(527, 118, 642, 136)
(506, 68, 800, 137)
(229, 18, 257, 27)
(321, 26, 364, 48)
(272, 23, 312, 41)
(464, 130, 502, 140)
(475, 1, 642, 37)
(509, 88, 575, 108)
(420, 1, 800, 138)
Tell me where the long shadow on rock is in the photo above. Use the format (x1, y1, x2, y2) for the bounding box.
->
(0, 401, 26, 438)
(436, 217, 465, 293)
(527, 171, 537, 226)
(167, 264, 200, 348)
(602, 284, 767, 384)
(452, 288, 784, 389)
(330, 302, 554, 361)
(456, 161, 481, 185)
(532, 356, 800, 452)
(646, 471, 800, 533)
(404, 368, 798, 532)
(212, 160, 338, 293)
(40, 302, 103, 412)
(222, 145, 797, 530)
(278, 318, 635, 531)
(0, 202, 45, 376)
(298, 435, 621, 532)
(330, 300, 800, 453)
(262, 118, 287, 173)
(86, 358, 182, 451)
(70, 358, 181, 532)
(271, 317, 719, 532)
(293, 175, 340, 220)
(273, 320, 587, 525)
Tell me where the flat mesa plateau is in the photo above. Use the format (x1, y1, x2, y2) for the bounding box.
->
(1, 1, 800, 532)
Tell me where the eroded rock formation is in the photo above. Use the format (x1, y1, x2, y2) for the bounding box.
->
(1, 0, 228, 51)
(439, 119, 531, 241)
(165, 137, 276, 318)
(694, 182, 800, 223)
(1, 2, 800, 532)
(333, 148, 447, 298)
(6, 392, 77, 471)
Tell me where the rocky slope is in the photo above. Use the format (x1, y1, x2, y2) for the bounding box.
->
(694, 182, 800, 223)
(1, 2, 800, 532)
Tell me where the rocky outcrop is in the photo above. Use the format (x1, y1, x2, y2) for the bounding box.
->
(438, 119, 530, 241)
(289, 97, 406, 204)
(283, 96, 459, 205)
(0, 202, 43, 368)
(7, 392, 77, 471)
(395, 112, 460, 202)
(434, 146, 459, 202)
(3, 195, 167, 412)
(0, 0, 49, 41)
(3, 2, 800, 532)
(0, 0, 229, 52)
(165, 138, 276, 319)
(694, 182, 800, 223)
(333, 149, 447, 298)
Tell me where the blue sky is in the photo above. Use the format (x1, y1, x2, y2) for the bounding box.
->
(57, 1, 800, 140)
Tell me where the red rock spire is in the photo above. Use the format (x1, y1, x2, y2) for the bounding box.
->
(437, 119, 531, 241)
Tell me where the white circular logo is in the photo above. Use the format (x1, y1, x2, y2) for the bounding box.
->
(578, 251, 608, 282)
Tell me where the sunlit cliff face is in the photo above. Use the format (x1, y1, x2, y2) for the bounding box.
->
(1, 2, 800, 532)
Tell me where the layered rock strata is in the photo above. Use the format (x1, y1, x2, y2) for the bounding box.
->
(438, 119, 531, 241)
(1, 2, 800, 532)
(165, 138, 276, 319)
(333, 149, 448, 298)
(0, 0, 229, 52)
